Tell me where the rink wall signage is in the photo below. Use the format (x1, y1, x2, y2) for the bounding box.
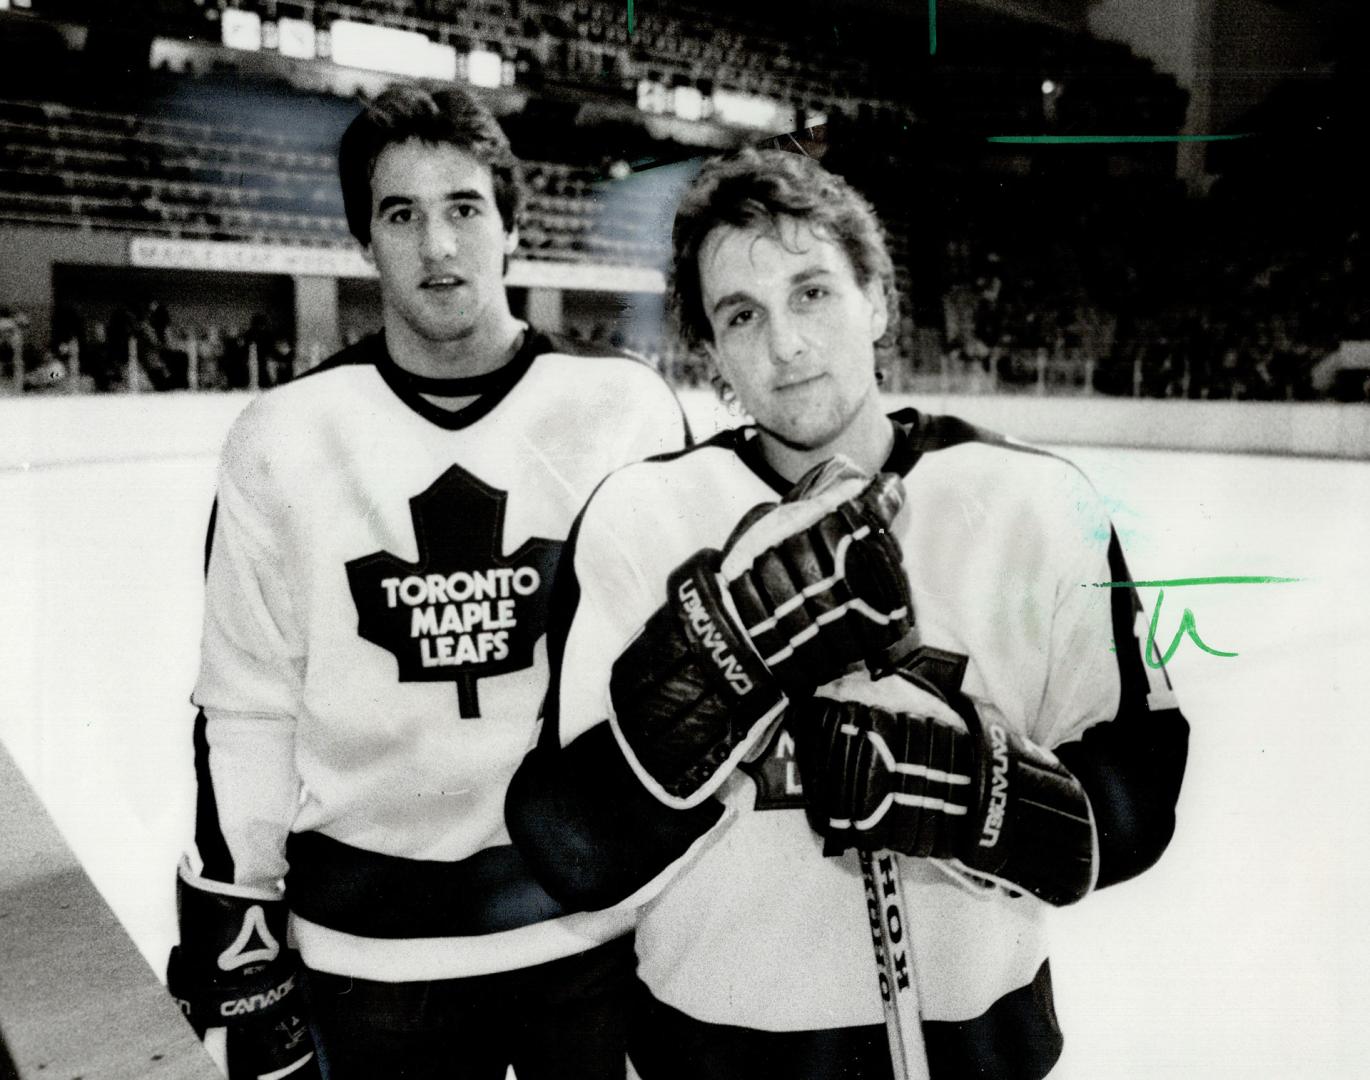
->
(128, 237, 665, 292)
(129, 238, 375, 278)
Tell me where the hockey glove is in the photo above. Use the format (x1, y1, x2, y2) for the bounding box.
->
(610, 464, 913, 809)
(794, 671, 1098, 906)
(166, 860, 319, 1080)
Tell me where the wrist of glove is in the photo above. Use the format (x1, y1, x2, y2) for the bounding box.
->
(609, 461, 914, 809)
(795, 671, 1098, 906)
(167, 862, 319, 1080)
(609, 548, 787, 808)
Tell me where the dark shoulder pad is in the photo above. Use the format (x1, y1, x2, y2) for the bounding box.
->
(294, 332, 386, 381)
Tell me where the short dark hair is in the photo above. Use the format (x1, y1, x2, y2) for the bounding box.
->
(338, 83, 524, 245)
(667, 147, 898, 355)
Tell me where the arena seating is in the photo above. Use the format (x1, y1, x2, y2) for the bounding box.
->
(3, 1, 1363, 402)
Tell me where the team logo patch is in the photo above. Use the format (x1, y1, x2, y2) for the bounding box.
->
(740, 722, 806, 811)
(346, 465, 562, 718)
(218, 905, 280, 971)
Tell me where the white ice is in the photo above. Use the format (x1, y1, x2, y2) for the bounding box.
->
(2, 401, 1369, 1078)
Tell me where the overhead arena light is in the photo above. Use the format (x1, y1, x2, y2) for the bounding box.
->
(221, 8, 263, 52)
(672, 86, 704, 123)
(330, 19, 457, 81)
(277, 17, 318, 60)
(467, 48, 503, 89)
(712, 90, 795, 134)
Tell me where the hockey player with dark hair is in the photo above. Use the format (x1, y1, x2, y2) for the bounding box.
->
(506, 147, 1189, 1079)
(168, 83, 689, 1080)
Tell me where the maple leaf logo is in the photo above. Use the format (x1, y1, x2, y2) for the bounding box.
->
(345, 464, 562, 718)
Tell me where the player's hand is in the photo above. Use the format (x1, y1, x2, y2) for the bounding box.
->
(718, 459, 915, 688)
(794, 671, 973, 858)
(167, 861, 320, 1080)
(794, 671, 1097, 906)
(608, 461, 913, 809)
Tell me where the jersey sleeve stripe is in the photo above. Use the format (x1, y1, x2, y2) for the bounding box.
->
(537, 499, 591, 751)
(1052, 531, 1189, 890)
(922, 959, 1064, 1077)
(192, 500, 236, 883)
(192, 707, 235, 883)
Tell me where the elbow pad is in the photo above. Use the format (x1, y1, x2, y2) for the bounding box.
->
(506, 727, 725, 910)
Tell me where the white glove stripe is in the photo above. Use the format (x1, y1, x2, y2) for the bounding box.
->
(760, 598, 911, 666)
(894, 762, 972, 785)
(741, 526, 909, 636)
(740, 526, 871, 635)
(261, 1052, 317, 1080)
(831, 791, 970, 832)
(861, 729, 972, 787)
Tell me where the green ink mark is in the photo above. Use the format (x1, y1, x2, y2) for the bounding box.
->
(987, 134, 1253, 145)
(627, 0, 635, 35)
(929, 0, 937, 55)
(1145, 589, 1237, 667)
(1087, 576, 1301, 588)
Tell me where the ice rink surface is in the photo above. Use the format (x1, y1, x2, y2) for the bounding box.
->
(3, 399, 1369, 1078)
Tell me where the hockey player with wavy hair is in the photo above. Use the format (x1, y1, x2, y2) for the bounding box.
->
(507, 147, 1189, 1079)
(168, 83, 689, 1080)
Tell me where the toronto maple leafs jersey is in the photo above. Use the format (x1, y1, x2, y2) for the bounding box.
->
(189, 329, 689, 982)
(543, 409, 1187, 1078)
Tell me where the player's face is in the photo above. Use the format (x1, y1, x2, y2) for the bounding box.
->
(364, 139, 517, 346)
(699, 217, 888, 455)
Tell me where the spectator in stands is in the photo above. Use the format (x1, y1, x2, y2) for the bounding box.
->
(213, 325, 247, 389)
(261, 334, 295, 387)
(24, 348, 69, 392)
(0, 308, 32, 392)
(193, 325, 227, 390)
(136, 300, 185, 390)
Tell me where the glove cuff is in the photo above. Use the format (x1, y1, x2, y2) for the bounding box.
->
(962, 723, 1098, 906)
(167, 945, 305, 1030)
(609, 550, 786, 809)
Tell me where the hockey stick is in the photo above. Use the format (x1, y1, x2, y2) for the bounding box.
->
(859, 848, 922, 1080)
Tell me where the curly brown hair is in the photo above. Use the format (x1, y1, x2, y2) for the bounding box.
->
(667, 147, 899, 357)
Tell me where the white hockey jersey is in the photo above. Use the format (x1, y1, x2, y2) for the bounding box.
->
(547, 409, 1185, 1078)
(190, 329, 689, 982)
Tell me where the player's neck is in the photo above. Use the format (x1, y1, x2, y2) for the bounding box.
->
(759, 396, 895, 484)
(385, 310, 526, 380)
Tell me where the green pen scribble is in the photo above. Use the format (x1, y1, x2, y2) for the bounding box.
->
(1088, 575, 1301, 588)
(1085, 576, 1301, 663)
(1144, 589, 1237, 667)
(929, 0, 937, 55)
(987, 134, 1253, 145)
(626, 0, 635, 35)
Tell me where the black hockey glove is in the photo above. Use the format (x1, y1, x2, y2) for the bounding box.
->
(166, 861, 319, 1080)
(794, 670, 1098, 906)
(610, 462, 914, 808)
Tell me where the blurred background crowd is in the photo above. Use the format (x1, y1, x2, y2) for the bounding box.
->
(2, 0, 1368, 402)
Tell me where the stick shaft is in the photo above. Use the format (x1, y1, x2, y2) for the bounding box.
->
(860, 848, 922, 1080)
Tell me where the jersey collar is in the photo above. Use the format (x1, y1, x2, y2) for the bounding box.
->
(733, 409, 924, 495)
(373, 327, 544, 431)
